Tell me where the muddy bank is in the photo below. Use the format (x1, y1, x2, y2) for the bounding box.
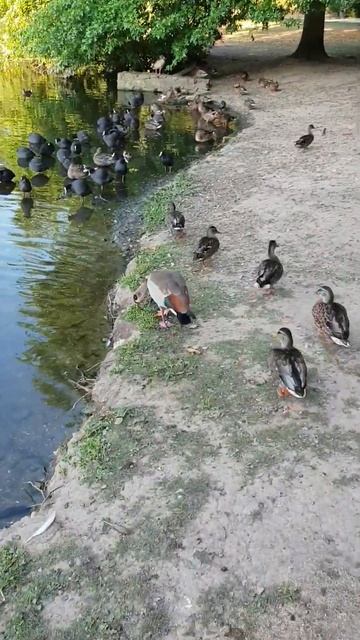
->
(1, 39, 360, 639)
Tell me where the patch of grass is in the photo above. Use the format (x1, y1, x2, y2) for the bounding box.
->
(143, 173, 191, 232)
(199, 579, 301, 635)
(0, 545, 29, 598)
(121, 244, 177, 291)
(116, 473, 211, 561)
(114, 331, 200, 382)
(75, 407, 217, 489)
(123, 303, 157, 330)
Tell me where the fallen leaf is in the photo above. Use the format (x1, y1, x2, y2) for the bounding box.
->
(25, 511, 56, 544)
(186, 346, 203, 355)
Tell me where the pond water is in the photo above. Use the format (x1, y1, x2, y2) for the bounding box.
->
(0, 66, 231, 527)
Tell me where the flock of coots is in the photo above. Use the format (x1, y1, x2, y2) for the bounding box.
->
(0, 91, 177, 214)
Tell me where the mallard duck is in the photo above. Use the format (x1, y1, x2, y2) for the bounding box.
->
(193, 226, 220, 262)
(0, 166, 15, 183)
(145, 119, 163, 132)
(295, 124, 315, 149)
(258, 77, 269, 88)
(167, 202, 185, 237)
(244, 97, 256, 109)
(312, 285, 350, 347)
(67, 162, 89, 180)
(204, 111, 229, 128)
(159, 150, 174, 172)
(22, 89, 32, 98)
(19, 176, 32, 196)
(267, 80, 280, 92)
(144, 270, 195, 328)
(71, 178, 92, 203)
(255, 240, 283, 291)
(271, 328, 307, 398)
(151, 55, 166, 75)
(93, 147, 116, 167)
(195, 129, 216, 143)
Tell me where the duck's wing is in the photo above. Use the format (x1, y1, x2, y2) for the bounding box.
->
(194, 237, 218, 259)
(272, 348, 307, 395)
(329, 302, 350, 341)
(256, 258, 283, 287)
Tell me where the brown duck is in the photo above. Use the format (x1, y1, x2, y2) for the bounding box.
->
(145, 270, 196, 328)
(312, 285, 350, 347)
(193, 225, 220, 262)
(271, 328, 307, 398)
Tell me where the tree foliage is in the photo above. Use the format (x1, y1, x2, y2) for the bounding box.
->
(6, 0, 247, 72)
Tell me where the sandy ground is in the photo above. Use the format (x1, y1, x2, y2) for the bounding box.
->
(1, 26, 360, 640)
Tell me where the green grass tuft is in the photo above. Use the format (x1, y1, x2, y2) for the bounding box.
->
(0, 545, 29, 598)
(123, 303, 157, 330)
(114, 331, 200, 382)
(143, 173, 191, 232)
(121, 245, 177, 291)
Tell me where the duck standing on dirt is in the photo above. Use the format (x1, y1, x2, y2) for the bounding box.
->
(193, 225, 220, 262)
(144, 270, 196, 328)
(255, 240, 283, 292)
(312, 285, 350, 347)
(271, 328, 307, 398)
(295, 124, 315, 149)
(167, 201, 185, 237)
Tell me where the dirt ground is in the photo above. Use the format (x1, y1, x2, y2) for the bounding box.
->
(1, 25, 360, 640)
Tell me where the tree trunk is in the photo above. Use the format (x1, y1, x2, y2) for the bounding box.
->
(292, 1, 328, 60)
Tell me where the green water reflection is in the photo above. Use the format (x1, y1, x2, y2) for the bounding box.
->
(0, 65, 205, 526)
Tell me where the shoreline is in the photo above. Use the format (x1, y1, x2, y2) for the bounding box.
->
(1, 44, 360, 639)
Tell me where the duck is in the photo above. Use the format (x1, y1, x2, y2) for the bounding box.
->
(156, 88, 182, 104)
(19, 176, 32, 196)
(93, 147, 116, 167)
(159, 150, 174, 172)
(244, 97, 256, 110)
(203, 99, 226, 111)
(167, 202, 185, 237)
(128, 91, 144, 108)
(193, 225, 220, 262)
(22, 89, 32, 98)
(0, 166, 16, 183)
(144, 119, 163, 132)
(258, 77, 269, 87)
(140, 270, 195, 328)
(271, 327, 307, 398)
(202, 110, 230, 128)
(67, 162, 89, 180)
(233, 83, 248, 94)
(267, 80, 280, 92)
(195, 129, 217, 143)
(70, 178, 92, 203)
(255, 240, 283, 291)
(240, 71, 250, 81)
(312, 285, 350, 347)
(295, 124, 315, 149)
(151, 55, 166, 75)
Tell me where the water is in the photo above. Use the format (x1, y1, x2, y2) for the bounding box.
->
(0, 65, 220, 527)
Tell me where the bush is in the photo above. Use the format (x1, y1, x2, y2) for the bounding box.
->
(12, 0, 246, 72)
